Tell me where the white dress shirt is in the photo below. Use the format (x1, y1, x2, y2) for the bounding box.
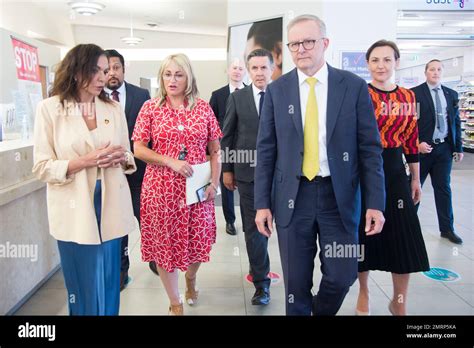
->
(297, 63, 330, 177)
(252, 83, 265, 116)
(427, 82, 448, 140)
(228, 83, 245, 94)
(105, 82, 126, 111)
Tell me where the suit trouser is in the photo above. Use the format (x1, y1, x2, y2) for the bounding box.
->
(419, 141, 455, 233)
(220, 173, 236, 224)
(237, 180, 271, 290)
(276, 178, 358, 316)
(120, 185, 142, 272)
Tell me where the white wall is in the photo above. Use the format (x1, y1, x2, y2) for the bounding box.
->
(228, 0, 397, 72)
(1, 3, 229, 101)
(73, 25, 228, 100)
(73, 24, 226, 50)
(0, 2, 75, 47)
(0, 28, 61, 104)
(228, 0, 324, 73)
(323, 0, 398, 68)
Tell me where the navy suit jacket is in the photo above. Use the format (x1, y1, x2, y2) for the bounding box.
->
(254, 65, 385, 234)
(411, 82, 462, 153)
(124, 82, 151, 188)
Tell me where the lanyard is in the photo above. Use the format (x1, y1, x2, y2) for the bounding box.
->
(171, 105, 188, 160)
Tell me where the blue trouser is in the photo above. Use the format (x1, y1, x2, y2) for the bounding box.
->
(57, 180, 121, 316)
(419, 141, 455, 233)
(276, 178, 358, 316)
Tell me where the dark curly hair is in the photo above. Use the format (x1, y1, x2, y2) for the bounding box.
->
(50, 44, 111, 104)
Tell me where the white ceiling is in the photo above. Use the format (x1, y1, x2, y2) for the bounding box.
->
(397, 10, 474, 53)
(5, 2, 472, 54)
(22, 0, 228, 37)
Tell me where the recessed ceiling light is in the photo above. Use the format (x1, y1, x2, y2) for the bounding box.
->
(68, 1, 105, 16)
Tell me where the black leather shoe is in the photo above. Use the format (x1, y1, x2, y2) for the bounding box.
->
(441, 231, 463, 244)
(251, 288, 270, 305)
(120, 271, 128, 291)
(149, 261, 160, 276)
(226, 223, 237, 236)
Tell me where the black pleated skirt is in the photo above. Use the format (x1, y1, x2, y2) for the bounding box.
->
(358, 147, 430, 274)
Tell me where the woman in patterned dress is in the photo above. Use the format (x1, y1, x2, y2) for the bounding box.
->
(132, 54, 222, 315)
(356, 40, 429, 316)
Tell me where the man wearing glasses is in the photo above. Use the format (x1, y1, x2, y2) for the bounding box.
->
(254, 14, 385, 315)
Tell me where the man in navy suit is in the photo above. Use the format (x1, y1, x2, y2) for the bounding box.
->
(254, 15, 386, 316)
(209, 59, 246, 236)
(105, 50, 151, 290)
(412, 60, 464, 245)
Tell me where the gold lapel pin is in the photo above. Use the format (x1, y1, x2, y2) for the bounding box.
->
(105, 119, 110, 125)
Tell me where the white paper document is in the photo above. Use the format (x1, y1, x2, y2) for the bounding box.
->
(186, 161, 221, 205)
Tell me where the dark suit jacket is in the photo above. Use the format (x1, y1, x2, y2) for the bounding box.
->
(221, 85, 259, 183)
(254, 65, 385, 234)
(210, 84, 246, 130)
(123, 82, 151, 187)
(411, 82, 462, 153)
(209, 85, 231, 130)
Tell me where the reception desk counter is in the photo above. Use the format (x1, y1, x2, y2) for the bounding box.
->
(0, 140, 60, 315)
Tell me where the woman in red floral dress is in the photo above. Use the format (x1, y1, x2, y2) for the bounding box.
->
(132, 53, 222, 315)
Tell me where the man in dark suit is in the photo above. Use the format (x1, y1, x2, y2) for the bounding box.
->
(209, 59, 245, 236)
(412, 59, 464, 245)
(105, 50, 152, 290)
(221, 49, 274, 305)
(254, 15, 386, 316)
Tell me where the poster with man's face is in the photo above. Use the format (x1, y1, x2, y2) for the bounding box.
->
(228, 17, 283, 84)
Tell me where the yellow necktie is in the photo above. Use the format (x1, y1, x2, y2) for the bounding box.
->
(302, 77, 319, 180)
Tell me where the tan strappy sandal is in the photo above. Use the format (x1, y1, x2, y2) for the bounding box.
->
(168, 302, 184, 315)
(185, 273, 199, 305)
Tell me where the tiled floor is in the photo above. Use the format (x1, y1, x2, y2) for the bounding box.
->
(15, 154, 473, 316)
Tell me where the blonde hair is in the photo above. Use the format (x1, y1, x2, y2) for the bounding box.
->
(157, 53, 199, 110)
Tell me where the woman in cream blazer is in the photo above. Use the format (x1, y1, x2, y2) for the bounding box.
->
(32, 44, 136, 315)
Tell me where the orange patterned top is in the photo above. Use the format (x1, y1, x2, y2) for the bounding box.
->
(368, 84, 419, 163)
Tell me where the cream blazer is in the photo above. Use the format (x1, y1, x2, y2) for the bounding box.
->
(32, 96, 137, 245)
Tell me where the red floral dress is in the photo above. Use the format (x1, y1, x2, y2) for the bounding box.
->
(132, 98, 222, 272)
